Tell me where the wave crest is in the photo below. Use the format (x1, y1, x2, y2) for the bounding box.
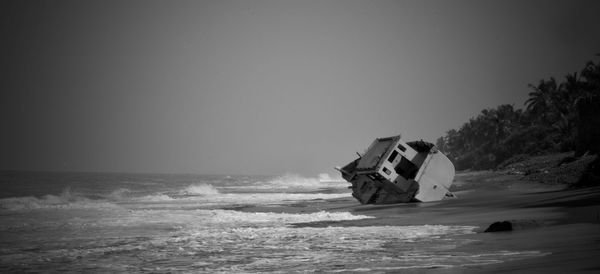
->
(257, 174, 347, 191)
(181, 184, 220, 195)
(0, 188, 117, 211)
(106, 188, 133, 201)
(318, 173, 344, 182)
(186, 210, 374, 227)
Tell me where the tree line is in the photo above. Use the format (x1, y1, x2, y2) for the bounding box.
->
(436, 55, 600, 170)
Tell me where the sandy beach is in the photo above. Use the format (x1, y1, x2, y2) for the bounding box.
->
(1, 171, 599, 273)
(240, 171, 600, 273)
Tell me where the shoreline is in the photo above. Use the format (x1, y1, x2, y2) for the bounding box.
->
(239, 170, 600, 273)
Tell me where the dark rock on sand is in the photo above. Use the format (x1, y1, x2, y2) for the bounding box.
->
(484, 219, 542, 232)
(484, 221, 513, 232)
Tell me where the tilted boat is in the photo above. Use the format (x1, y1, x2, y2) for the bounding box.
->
(337, 135, 455, 204)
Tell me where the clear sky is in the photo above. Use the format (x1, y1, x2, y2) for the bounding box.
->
(2, 0, 600, 176)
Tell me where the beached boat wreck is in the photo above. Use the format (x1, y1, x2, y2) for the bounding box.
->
(337, 135, 455, 204)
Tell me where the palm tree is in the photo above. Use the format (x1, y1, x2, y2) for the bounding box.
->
(581, 59, 600, 98)
(525, 78, 560, 126)
(552, 72, 583, 138)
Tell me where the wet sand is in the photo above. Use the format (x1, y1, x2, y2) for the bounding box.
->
(241, 171, 600, 273)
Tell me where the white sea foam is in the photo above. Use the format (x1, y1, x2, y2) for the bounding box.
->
(136, 193, 175, 202)
(169, 224, 548, 273)
(1, 187, 350, 211)
(318, 173, 345, 182)
(253, 173, 348, 191)
(191, 209, 373, 226)
(81, 208, 374, 230)
(181, 183, 220, 195)
(106, 188, 133, 200)
(175, 224, 481, 265)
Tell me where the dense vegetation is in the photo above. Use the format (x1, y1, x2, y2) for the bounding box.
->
(436, 55, 600, 171)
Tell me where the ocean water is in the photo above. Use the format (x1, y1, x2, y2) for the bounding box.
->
(0, 171, 543, 273)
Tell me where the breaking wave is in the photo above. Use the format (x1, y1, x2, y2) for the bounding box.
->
(181, 183, 220, 195)
(0, 174, 351, 211)
(0, 188, 117, 211)
(318, 173, 345, 182)
(136, 193, 175, 202)
(254, 173, 347, 191)
(192, 209, 373, 226)
(106, 188, 133, 200)
(1, 191, 350, 212)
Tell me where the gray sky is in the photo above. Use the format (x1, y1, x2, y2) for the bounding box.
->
(2, 0, 600, 175)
